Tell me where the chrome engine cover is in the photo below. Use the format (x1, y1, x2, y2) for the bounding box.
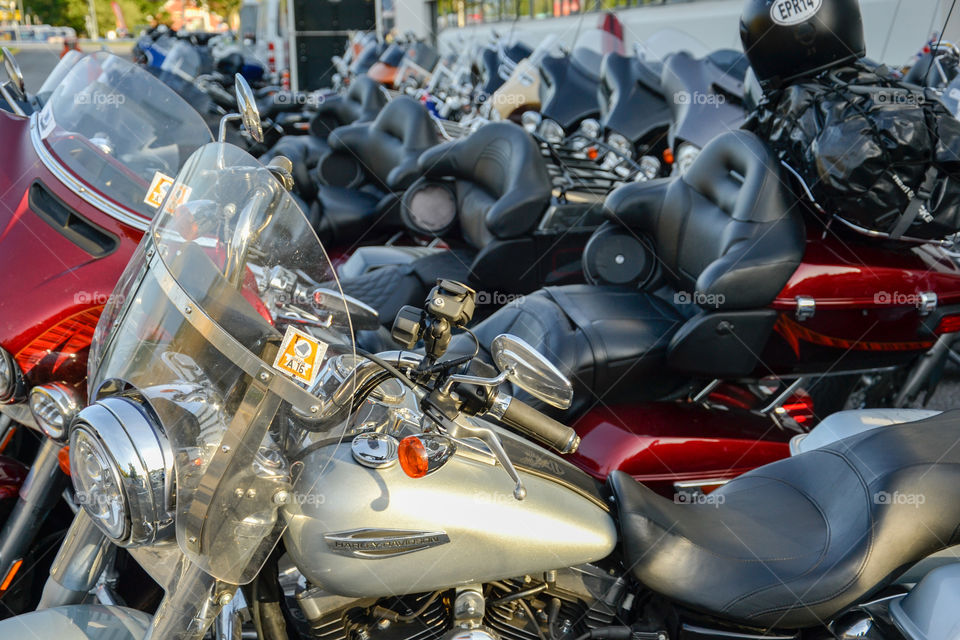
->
(283, 440, 616, 597)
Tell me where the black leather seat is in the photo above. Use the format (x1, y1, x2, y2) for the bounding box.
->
(457, 130, 805, 415)
(610, 411, 960, 629)
(314, 96, 441, 246)
(339, 122, 553, 325)
(261, 77, 388, 201)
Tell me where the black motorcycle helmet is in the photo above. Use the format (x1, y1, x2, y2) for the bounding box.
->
(740, 0, 865, 89)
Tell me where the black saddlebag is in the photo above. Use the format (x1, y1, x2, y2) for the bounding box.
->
(750, 64, 960, 240)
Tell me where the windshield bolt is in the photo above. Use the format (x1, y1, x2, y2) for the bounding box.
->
(272, 490, 290, 505)
(221, 445, 230, 453)
(235, 488, 244, 498)
(217, 592, 233, 606)
(310, 405, 319, 413)
(188, 536, 198, 545)
(246, 488, 257, 499)
(259, 372, 270, 382)
(185, 305, 193, 314)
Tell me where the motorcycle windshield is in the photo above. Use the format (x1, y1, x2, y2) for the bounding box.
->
(161, 42, 202, 80)
(88, 142, 356, 584)
(36, 49, 83, 99)
(571, 29, 624, 78)
(39, 51, 213, 220)
(636, 29, 709, 62)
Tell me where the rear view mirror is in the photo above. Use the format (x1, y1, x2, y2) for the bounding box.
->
(491, 334, 573, 409)
(2, 47, 24, 99)
(234, 74, 263, 143)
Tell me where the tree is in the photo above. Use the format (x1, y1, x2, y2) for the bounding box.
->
(26, 0, 166, 36)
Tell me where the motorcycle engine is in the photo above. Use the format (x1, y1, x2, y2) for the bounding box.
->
(289, 565, 628, 640)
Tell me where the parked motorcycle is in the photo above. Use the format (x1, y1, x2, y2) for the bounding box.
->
(0, 50, 214, 611)
(6, 129, 960, 640)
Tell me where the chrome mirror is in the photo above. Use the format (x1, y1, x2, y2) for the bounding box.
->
(234, 73, 263, 143)
(491, 334, 573, 410)
(2, 47, 24, 99)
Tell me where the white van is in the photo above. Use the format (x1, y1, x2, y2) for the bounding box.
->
(254, 0, 290, 85)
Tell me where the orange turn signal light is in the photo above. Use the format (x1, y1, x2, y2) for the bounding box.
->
(398, 436, 429, 478)
(58, 445, 71, 476)
(663, 148, 675, 165)
(0, 558, 22, 592)
(587, 147, 599, 160)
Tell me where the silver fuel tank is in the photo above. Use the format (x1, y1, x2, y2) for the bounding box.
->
(282, 431, 616, 597)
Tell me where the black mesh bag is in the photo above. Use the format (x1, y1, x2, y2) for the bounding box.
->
(749, 64, 960, 240)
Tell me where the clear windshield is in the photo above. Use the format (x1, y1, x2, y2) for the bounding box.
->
(37, 50, 83, 100)
(89, 142, 357, 584)
(39, 52, 213, 220)
(635, 29, 709, 62)
(572, 29, 624, 77)
(161, 42, 202, 80)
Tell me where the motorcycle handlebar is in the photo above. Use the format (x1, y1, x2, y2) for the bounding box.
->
(495, 394, 579, 455)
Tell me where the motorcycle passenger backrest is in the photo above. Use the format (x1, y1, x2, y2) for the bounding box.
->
(309, 76, 387, 138)
(327, 95, 440, 190)
(414, 122, 553, 249)
(603, 130, 805, 310)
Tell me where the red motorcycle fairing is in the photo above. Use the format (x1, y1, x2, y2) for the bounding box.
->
(0, 455, 28, 500)
(0, 110, 143, 391)
(569, 402, 792, 496)
(761, 228, 960, 374)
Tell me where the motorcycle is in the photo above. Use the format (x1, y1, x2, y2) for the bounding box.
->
(6, 122, 960, 640)
(0, 50, 215, 610)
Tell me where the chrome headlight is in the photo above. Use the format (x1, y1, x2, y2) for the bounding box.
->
(69, 395, 173, 546)
(637, 155, 662, 181)
(521, 110, 542, 133)
(606, 133, 634, 159)
(29, 383, 82, 440)
(538, 118, 565, 144)
(0, 348, 25, 404)
(675, 143, 701, 175)
(577, 118, 601, 140)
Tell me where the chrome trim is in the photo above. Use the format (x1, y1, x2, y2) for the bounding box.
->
(71, 396, 175, 546)
(323, 528, 451, 558)
(795, 296, 816, 321)
(29, 382, 82, 441)
(29, 112, 152, 232)
(487, 391, 511, 420)
(918, 291, 938, 316)
(351, 432, 399, 469)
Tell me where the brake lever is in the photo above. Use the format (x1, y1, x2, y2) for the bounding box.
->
(425, 407, 526, 500)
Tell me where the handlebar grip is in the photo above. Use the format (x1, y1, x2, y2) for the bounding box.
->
(497, 396, 579, 455)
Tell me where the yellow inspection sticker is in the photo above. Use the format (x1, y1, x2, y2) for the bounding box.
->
(272, 326, 329, 386)
(144, 172, 175, 209)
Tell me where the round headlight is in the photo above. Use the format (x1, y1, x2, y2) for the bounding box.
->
(606, 133, 634, 159)
(0, 348, 24, 404)
(578, 118, 601, 140)
(69, 396, 173, 546)
(29, 383, 81, 440)
(538, 118, 565, 144)
(521, 110, 542, 133)
(675, 143, 701, 176)
(637, 155, 662, 181)
(71, 426, 127, 539)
